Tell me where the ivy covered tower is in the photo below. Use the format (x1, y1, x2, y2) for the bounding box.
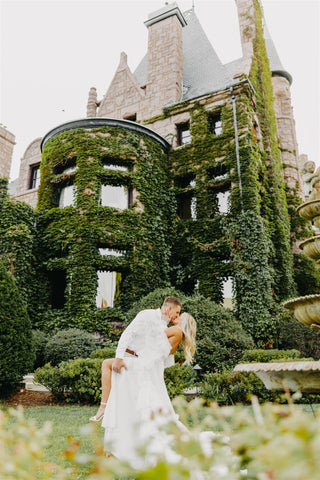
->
(18, 1, 314, 343)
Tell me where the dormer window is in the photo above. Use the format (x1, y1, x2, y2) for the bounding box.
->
(177, 122, 191, 146)
(208, 114, 223, 136)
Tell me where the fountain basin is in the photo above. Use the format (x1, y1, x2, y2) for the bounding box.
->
(283, 294, 320, 326)
(297, 199, 320, 220)
(299, 235, 320, 259)
(234, 361, 320, 393)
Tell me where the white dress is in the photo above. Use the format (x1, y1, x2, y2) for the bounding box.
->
(101, 309, 182, 466)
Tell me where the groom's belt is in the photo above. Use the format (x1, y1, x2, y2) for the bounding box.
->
(125, 348, 138, 357)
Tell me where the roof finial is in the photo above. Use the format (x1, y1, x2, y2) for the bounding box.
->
(192, 0, 195, 9)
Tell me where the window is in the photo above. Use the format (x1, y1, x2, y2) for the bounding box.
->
(99, 248, 125, 257)
(49, 270, 66, 309)
(62, 166, 77, 175)
(96, 270, 121, 308)
(222, 276, 234, 309)
(217, 190, 230, 214)
(177, 122, 191, 146)
(177, 178, 196, 220)
(209, 114, 223, 136)
(29, 164, 40, 189)
(190, 180, 197, 220)
(100, 185, 129, 210)
(103, 164, 127, 171)
(59, 185, 75, 208)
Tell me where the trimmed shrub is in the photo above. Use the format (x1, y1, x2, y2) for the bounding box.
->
(90, 341, 117, 359)
(0, 262, 35, 393)
(164, 363, 197, 399)
(32, 329, 49, 369)
(34, 358, 103, 403)
(44, 328, 97, 366)
(241, 348, 303, 363)
(200, 370, 281, 405)
(34, 356, 196, 404)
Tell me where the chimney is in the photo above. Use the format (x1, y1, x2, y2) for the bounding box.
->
(144, 2, 186, 115)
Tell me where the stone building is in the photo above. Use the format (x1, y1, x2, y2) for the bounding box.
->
(0, 125, 15, 180)
(8, 1, 312, 337)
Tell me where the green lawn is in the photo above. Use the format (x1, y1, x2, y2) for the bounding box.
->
(1, 402, 319, 479)
(2, 405, 104, 479)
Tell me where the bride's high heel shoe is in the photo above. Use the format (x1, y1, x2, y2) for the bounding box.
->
(90, 402, 107, 422)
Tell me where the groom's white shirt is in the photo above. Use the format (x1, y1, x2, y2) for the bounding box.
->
(115, 308, 168, 360)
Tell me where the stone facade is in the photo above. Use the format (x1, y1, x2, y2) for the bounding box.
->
(14, 0, 305, 208)
(0, 125, 15, 179)
(272, 75, 303, 194)
(14, 138, 41, 208)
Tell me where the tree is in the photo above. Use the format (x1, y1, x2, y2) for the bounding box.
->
(0, 261, 35, 394)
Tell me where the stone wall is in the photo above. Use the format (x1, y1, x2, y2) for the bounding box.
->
(15, 138, 41, 209)
(0, 125, 15, 179)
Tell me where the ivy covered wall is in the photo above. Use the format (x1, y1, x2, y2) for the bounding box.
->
(37, 122, 175, 329)
(3, 0, 317, 347)
(0, 178, 37, 313)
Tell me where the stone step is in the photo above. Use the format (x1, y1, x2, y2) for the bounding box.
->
(23, 374, 50, 392)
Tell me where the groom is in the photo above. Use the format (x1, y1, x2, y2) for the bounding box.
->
(112, 296, 182, 374)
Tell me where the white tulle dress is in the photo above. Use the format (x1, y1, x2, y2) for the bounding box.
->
(101, 308, 184, 467)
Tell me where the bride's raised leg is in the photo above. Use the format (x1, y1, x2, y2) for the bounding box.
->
(90, 358, 114, 422)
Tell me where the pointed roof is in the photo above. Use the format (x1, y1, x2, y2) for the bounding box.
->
(263, 19, 292, 84)
(134, 4, 293, 104)
(181, 9, 232, 100)
(134, 8, 233, 102)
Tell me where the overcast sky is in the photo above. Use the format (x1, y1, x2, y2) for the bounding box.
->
(1, 0, 319, 181)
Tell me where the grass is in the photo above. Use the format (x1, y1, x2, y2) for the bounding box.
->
(1, 401, 320, 479)
(2, 405, 104, 479)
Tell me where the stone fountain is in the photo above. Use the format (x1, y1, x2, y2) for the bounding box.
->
(235, 164, 320, 393)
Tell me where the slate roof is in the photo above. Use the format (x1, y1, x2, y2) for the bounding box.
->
(134, 5, 292, 104)
(134, 8, 235, 102)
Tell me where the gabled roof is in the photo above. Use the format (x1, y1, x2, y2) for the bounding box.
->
(134, 8, 234, 103)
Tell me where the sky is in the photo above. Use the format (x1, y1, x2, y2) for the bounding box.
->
(1, 0, 319, 181)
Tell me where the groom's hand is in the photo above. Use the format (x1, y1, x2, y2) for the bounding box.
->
(112, 358, 127, 374)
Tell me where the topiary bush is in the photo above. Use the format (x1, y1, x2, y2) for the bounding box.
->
(44, 328, 97, 366)
(0, 261, 35, 394)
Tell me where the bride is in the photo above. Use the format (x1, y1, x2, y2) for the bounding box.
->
(91, 311, 196, 422)
(97, 307, 196, 465)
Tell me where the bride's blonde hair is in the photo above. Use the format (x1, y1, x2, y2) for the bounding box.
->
(180, 312, 196, 364)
